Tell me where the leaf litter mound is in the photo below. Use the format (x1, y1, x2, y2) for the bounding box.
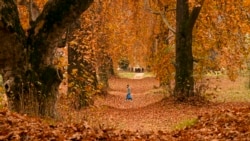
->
(0, 106, 249, 140)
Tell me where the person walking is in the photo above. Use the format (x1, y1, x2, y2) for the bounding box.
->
(126, 84, 132, 100)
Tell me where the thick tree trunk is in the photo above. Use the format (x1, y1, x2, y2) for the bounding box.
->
(174, 32, 194, 99)
(0, 0, 93, 117)
(174, 0, 204, 100)
(4, 66, 62, 117)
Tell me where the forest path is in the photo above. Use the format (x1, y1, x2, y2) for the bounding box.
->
(87, 77, 178, 131)
(82, 76, 210, 132)
(94, 77, 164, 109)
(66, 76, 250, 132)
(133, 72, 145, 79)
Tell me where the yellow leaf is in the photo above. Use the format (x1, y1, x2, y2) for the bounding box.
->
(71, 69, 78, 75)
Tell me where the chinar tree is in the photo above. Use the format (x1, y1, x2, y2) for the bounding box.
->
(146, 0, 250, 101)
(144, 0, 204, 100)
(174, 0, 205, 100)
(0, 0, 93, 117)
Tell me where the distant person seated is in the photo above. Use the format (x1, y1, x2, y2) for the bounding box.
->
(126, 84, 132, 100)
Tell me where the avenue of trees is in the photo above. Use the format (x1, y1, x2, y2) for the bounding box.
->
(0, 0, 249, 117)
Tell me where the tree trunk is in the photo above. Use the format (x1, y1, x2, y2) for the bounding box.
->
(68, 44, 97, 109)
(0, 0, 93, 117)
(97, 55, 114, 90)
(67, 13, 98, 109)
(95, 0, 110, 90)
(174, 0, 204, 101)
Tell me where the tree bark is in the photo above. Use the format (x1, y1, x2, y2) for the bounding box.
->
(68, 44, 98, 109)
(0, 0, 93, 117)
(95, 0, 114, 91)
(174, 0, 204, 100)
(67, 15, 98, 109)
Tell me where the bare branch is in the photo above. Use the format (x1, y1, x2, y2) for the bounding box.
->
(166, 34, 174, 41)
(159, 12, 176, 33)
(144, 0, 176, 34)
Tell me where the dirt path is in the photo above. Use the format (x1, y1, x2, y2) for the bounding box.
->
(94, 76, 163, 109)
(58, 76, 250, 132)
(133, 73, 145, 79)
(80, 77, 210, 132)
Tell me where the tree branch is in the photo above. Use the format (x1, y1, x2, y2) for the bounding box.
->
(144, 0, 176, 33)
(187, 0, 205, 33)
(28, 0, 40, 23)
(166, 34, 174, 41)
(30, 0, 93, 42)
(28, 0, 93, 68)
(0, 0, 26, 69)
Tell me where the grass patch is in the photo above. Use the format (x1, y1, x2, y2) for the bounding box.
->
(145, 88, 168, 95)
(117, 71, 155, 79)
(117, 71, 135, 79)
(212, 77, 250, 102)
(203, 75, 250, 103)
(214, 90, 250, 102)
(173, 118, 198, 130)
(143, 72, 155, 77)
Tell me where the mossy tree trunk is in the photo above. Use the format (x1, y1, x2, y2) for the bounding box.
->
(0, 0, 93, 117)
(68, 44, 98, 109)
(67, 12, 98, 109)
(174, 0, 204, 101)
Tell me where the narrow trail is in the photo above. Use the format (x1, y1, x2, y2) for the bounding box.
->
(94, 74, 164, 109)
